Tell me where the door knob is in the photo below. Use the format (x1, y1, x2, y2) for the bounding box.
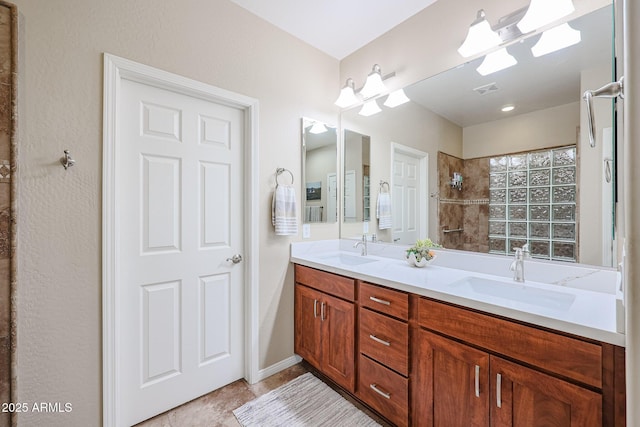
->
(226, 254, 243, 264)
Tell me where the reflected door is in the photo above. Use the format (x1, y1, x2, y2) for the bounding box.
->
(117, 78, 245, 425)
(393, 151, 421, 244)
(345, 170, 356, 221)
(327, 173, 337, 223)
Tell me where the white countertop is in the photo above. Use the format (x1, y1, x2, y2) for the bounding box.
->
(291, 240, 625, 347)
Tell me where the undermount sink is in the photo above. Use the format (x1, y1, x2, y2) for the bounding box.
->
(449, 276, 576, 310)
(317, 253, 379, 266)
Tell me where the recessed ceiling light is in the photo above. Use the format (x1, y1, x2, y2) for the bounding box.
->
(501, 105, 515, 112)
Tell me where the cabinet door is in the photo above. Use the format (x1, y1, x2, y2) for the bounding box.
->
(294, 284, 322, 369)
(321, 292, 356, 392)
(490, 356, 602, 427)
(414, 329, 490, 427)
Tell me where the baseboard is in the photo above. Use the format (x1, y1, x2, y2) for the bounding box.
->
(253, 355, 302, 383)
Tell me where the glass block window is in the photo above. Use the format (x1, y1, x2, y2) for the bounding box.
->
(489, 145, 577, 262)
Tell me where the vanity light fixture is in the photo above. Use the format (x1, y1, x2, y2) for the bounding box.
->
(531, 23, 581, 57)
(358, 100, 382, 117)
(517, 0, 575, 34)
(360, 64, 387, 99)
(476, 48, 518, 76)
(309, 122, 328, 134)
(383, 89, 411, 108)
(334, 78, 358, 108)
(458, 9, 503, 58)
(501, 104, 515, 112)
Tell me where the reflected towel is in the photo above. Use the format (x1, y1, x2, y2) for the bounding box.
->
(376, 192, 392, 230)
(305, 206, 323, 223)
(272, 185, 298, 236)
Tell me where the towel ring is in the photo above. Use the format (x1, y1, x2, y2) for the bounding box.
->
(276, 168, 294, 186)
(379, 180, 390, 192)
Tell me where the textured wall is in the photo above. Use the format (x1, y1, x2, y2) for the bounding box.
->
(437, 153, 490, 253)
(437, 152, 465, 249)
(12, 0, 338, 425)
(0, 3, 14, 427)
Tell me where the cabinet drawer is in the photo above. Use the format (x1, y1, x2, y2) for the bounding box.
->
(357, 354, 409, 427)
(295, 264, 355, 301)
(359, 307, 409, 376)
(418, 298, 602, 389)
(359, 282, 408, 320)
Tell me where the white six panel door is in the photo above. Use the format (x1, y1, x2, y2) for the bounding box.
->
(393, 152, 420, 244)
(118, 78, 244, 425)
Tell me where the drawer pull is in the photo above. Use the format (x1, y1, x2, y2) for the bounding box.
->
(369, 334, 391, 346)
(496, 373, 502, 408)
(370, 383, 391, 399)
(475, 365, 480, 398)
(369, 296, 391, 306)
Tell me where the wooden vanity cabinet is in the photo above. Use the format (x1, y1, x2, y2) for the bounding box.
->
(413, 297, 615, 427)
(414, 328, 601, 427)
(294, 265, 356, 392)
(357, 282, 410, 427)
(490, 356, 601, 427)
(292, 264, 625, 426)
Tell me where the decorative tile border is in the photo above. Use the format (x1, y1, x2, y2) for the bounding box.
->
(439, 198, 489, 205)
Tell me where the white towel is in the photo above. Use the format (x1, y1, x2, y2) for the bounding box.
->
(272, 185, 298, 236)
(376, 192, 392, 230)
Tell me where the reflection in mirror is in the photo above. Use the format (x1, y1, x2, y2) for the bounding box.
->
(302, 117, 338, 224)
(343, 129, 370, 223)
(340, 4, 615, 267)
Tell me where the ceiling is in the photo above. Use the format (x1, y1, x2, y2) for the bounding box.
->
(228, 0, 439, 59)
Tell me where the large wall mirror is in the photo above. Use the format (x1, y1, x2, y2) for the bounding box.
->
(340, 4, 616, 267)
(302, 117, 338, 224)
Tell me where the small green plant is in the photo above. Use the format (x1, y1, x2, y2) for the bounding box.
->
(406, 238, 442, 262)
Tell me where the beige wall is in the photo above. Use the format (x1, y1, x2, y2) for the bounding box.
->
(579, 65, 613, 265)
(13, 0, 338, 425)
(463, 102, 580, 159)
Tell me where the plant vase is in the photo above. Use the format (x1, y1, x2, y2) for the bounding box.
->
(405, 252, 436, 268)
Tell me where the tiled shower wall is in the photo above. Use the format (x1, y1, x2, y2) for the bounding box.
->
(437, 152, 489, 252)
(0, 3, 14, 427)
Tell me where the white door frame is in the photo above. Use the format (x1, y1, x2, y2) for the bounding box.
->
(102, 53, 260, 426)
(390, 142, 429, 241)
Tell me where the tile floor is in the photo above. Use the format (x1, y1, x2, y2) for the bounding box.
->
(135, 363, 390, 427)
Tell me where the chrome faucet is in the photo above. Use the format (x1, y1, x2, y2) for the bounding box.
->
(510, 244, 530, 282)
(354, 234, 368, 256)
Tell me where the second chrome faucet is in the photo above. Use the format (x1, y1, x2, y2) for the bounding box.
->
(510, 244, 530, 282)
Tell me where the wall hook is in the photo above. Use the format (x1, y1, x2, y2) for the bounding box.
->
(60, 150, 75, 170)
